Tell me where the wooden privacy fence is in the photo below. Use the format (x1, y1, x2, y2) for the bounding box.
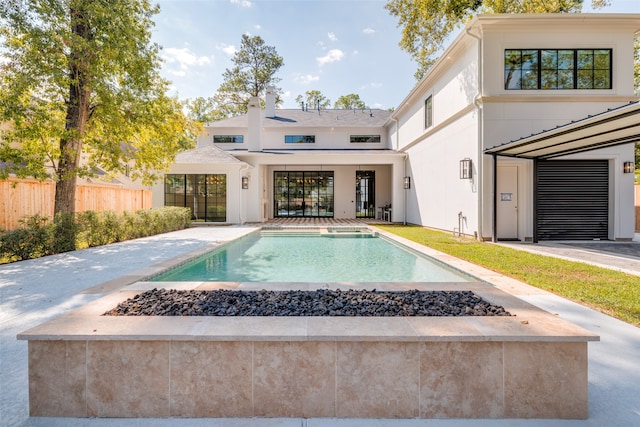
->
(1, 177, 152, 231)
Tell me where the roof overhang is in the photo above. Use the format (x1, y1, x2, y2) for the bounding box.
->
(484, 101, 640, 159)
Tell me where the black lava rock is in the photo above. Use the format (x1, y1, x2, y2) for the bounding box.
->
(104, 289, 512, 317)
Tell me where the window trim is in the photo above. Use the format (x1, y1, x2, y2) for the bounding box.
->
(213, 135, 244, 143)
(504, 48, 612, 90)
(285, 135, 315, 144)
(350, 135, 381, 143)
(424, 95, 433, 129)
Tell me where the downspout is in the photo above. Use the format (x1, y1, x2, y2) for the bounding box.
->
(466, 25, 484, 241)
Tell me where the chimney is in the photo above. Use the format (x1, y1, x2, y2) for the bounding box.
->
(265, 85, 276, 118)
(247, 96, 262, 152)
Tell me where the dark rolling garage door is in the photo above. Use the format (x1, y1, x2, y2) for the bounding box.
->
(535, 160, 609, 240)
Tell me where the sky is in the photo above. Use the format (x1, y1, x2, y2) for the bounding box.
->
(151, 0, 640, 111)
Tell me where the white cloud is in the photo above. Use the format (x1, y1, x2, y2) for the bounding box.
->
(294, 74, 320, 84)
(230, 0, 252, 7)
(362, 27, 375, 35)
(328, 32, 338, 42)
(217, 43, 237, 56)
(316, 49, 344, 66)
(162, 47, 212, 71)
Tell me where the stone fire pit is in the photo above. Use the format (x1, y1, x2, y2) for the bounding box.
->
(18, 280, 597, 419)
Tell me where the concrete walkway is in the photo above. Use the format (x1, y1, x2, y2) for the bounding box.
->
(1, 227, 639, 427)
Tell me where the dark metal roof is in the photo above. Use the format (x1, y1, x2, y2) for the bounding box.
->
(484, 101, 640, 159)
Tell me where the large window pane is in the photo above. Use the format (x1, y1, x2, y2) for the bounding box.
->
(274, 171, 334, 218)
(163, 173, 226, 222)
(505, 48, 611, 90)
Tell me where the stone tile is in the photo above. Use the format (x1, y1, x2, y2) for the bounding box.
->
(170, 341, 252, 417)
(336, 342, 420, 418)
(503, 342, 589, 418)
(199, 317, 308, 340)
(28, 341, 87, 417)
(125, 281, 204, 291)
(306, 317, 418, 341)
(86, 341, 170, 417)
(420, 342, 504, 418)
(253, 341, 336, 417)
(407, 317, 485, 341)
(195, 281, 242, 290)
(236, 282, 313, 291)
(464, 316, 549, 340)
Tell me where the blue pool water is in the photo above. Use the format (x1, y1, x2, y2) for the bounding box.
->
(152, 232, 474, 283)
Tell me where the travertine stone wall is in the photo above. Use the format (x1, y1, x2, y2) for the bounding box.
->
(28, 339, 588, 419)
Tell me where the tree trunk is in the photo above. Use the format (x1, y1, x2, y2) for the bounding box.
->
(53, 5, 92, 217)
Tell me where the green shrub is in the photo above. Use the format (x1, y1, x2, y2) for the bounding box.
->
(52, 212, 79, 253)
(0, 215, 53, 261)
(0, 207, 192, 264)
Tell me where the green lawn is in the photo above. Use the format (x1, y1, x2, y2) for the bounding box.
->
(378, 225, 640, 327)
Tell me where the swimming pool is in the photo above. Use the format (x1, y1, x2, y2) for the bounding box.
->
(152, 231, 474, 283)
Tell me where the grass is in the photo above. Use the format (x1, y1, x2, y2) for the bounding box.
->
(378, 225, 640, 327)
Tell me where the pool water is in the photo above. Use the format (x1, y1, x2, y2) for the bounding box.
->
(152, 232, 474, 283)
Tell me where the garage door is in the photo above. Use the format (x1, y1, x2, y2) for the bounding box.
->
(536, 160, 609, 240)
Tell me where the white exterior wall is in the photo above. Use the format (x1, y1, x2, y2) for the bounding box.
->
(235, 152, 405, 222)
(151, 162, 247, 224)
(478, 17, 638, 241)
(391, 14, 638, 240)
(199, 127, 247, 149)
(392, 37, 481, 235)
(481, 18, 637, 97)
(260, 127, 390, 150)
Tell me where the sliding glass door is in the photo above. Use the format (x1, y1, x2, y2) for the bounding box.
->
(274, 171, 334, 217)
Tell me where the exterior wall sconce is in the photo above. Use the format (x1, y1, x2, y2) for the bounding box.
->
(623, 161, 634, 174)
(403, 176, 411, 189)
(460, 158, 472, 180)
(241, 176, 249, 189)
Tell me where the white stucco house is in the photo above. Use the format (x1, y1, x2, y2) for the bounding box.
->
(152, 13, 640, 242)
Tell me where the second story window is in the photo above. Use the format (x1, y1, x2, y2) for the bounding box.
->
(214, 135, 244, 143)
(285, 135, 315, 144)
(505, 49, 612, 90)
(350, 135, 381, 143)
(424, 95, 433, 129)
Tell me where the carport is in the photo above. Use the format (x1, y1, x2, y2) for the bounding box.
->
(485, 101, 640, 242)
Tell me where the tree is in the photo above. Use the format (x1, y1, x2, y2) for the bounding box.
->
(184, 97, 225, 123)
(213, 34, 284, 117)
(334, 94, 367, 110)
(295, 90, 331, 110)
(385, 0, 609, 80)
(0, 0, 196, 217)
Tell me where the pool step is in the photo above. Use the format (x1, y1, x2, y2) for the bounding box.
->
(260, 226, 373, 237)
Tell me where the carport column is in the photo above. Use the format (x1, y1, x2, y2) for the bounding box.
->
(533, 157, 538, 243)
(492, 154, 497, 242)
